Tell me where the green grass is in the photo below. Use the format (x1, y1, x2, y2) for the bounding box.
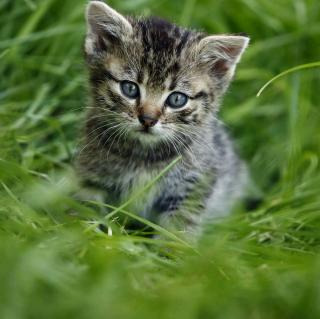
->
(1, 0, 320, 318)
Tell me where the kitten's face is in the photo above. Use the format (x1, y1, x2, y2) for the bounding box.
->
(85, 2, 248, 146)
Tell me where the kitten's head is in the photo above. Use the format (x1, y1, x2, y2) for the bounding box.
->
(84, 1, 249, 146)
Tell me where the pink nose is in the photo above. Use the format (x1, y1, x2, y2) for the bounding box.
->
(138, 115, 158, 128)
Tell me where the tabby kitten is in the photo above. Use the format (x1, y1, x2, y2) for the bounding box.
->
(76, 1, 249, 233)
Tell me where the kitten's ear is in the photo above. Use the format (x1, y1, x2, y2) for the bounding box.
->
(197, 35, 249, 78)
(85, 1, 132, 55)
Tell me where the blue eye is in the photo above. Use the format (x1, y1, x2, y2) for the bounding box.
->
(166, 92, 188, 109)
(120, 81, 140, 99)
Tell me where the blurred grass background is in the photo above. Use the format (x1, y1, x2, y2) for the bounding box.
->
(1, 0, 320, 318)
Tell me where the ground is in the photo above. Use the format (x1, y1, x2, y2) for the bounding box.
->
(0, 0, 320, 318)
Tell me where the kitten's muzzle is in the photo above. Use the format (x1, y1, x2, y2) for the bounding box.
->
(138, 114, 158, 128)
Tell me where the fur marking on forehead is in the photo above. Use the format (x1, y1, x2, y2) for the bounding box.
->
(127, 17, 198, 87)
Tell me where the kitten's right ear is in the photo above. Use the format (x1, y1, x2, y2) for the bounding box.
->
(85, 1, 132, 55)
(196, 35, 249, 80)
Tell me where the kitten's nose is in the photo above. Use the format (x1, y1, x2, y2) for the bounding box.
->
(138, 114, 158, 128)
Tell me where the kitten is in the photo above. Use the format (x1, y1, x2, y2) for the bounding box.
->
(76, 1, 249, 234)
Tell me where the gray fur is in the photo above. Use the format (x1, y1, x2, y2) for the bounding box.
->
(76, 1, 249, 234)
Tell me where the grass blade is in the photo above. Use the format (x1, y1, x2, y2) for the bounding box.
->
(257, 61, 320, 97)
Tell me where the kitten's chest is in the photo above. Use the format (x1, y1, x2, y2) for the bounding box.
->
(110, 165, 162, 217)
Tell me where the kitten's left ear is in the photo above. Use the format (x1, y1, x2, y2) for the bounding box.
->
(85, 1, 132, 56)
(197, 35, 249, 78)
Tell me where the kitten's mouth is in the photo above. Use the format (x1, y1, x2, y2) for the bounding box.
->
(130, 123, 165, 143)
(132, 125, 163, 143)
(136, 126, 153, 134)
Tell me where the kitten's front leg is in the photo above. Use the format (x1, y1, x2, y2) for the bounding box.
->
(153, 194, 203, 236)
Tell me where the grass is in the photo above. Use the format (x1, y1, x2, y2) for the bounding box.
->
(1, 0, 320, 318)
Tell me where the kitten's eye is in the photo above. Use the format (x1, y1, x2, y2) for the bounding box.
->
(120, 81, 140, 99)
(166, 92, 188, 109)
